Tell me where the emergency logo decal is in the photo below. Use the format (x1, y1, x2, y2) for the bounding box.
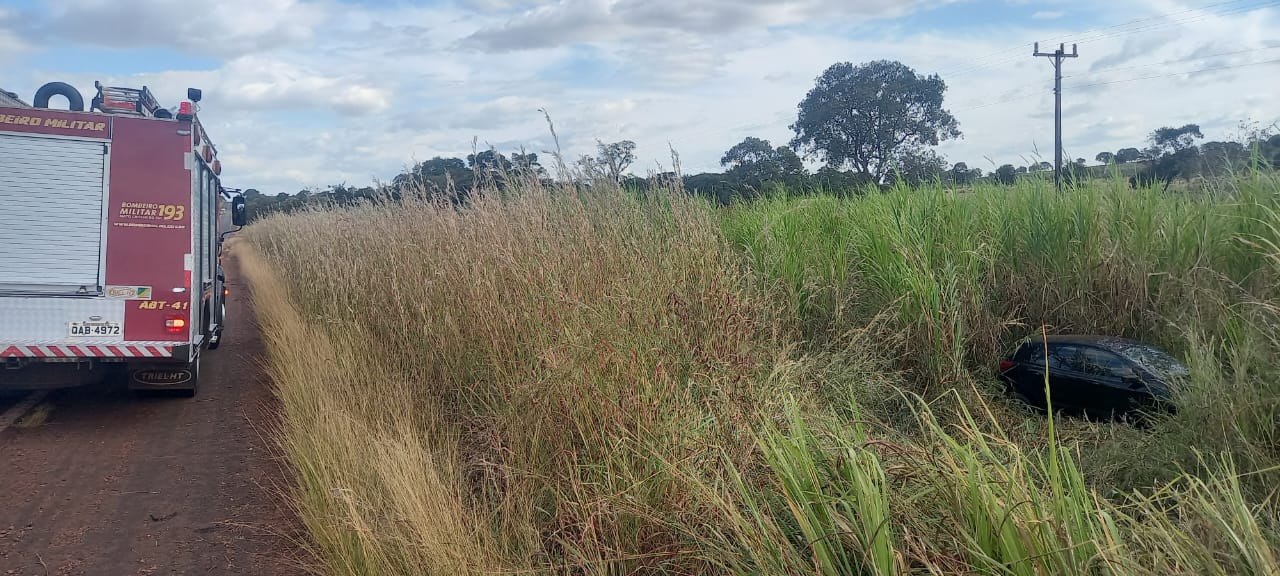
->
(0, 113, 106, 134)
(113, 201, 188, 230)
(105, 286, 153, 300)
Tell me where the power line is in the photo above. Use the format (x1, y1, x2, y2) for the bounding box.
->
(1068, 0, 1260, 36)
(936, 43, 1035, 78)
(1065, 44, 1280, 77)
(945, 1, 1280, 116)
(957, 54, 1280, 112)
(938, 0, 1280, 79)
(1065, 57, 1280, 89)
(954, 86, 1046, 112)
(1067, 0, 1280, 45)
(937, 0, 1256, 77)
(941, 0, 1261, 78)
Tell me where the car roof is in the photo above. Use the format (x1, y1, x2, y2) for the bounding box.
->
(1022, 334, 1146, 350)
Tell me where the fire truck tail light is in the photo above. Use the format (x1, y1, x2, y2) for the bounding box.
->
(165, 315, 187, 334)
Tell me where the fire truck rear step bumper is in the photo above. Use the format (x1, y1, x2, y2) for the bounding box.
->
(1, 343, 181, 359)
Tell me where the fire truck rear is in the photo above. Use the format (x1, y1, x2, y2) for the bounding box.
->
(0, 81, 246, 396)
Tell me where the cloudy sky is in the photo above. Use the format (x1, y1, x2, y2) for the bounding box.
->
(2, 0, 1278, 192)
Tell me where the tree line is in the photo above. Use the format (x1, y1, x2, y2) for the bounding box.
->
(242, 59, 1280, 219)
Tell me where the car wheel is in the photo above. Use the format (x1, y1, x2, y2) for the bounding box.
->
(1005, 381, 1046, 412)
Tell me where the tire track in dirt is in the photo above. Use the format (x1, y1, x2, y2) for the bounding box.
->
(0, 249, 310, 575)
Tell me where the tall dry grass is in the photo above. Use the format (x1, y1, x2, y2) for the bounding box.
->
(245, 179, 795, 573)
(242, 172, 1280, 575)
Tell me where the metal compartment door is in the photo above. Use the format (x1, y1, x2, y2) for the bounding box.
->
(0, 133, 106, 294)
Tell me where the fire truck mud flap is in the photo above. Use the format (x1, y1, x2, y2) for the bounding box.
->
(128, 355, 199, 397)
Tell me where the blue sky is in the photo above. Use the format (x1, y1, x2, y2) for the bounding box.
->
(2, 0, 1277, 192)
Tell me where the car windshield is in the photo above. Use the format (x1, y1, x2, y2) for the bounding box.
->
(1105, 341, 1190, 381)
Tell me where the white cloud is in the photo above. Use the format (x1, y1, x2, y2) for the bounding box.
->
(461, 0, 922, 52)
(0, 8, 30, 62)
(224, 57, 392, 115)
(7, 0, 1280, 192)
(29, 0, 327, 58)
(51, 55, 394, 117)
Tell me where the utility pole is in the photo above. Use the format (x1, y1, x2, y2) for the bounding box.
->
(1034, 42, 1078, 190)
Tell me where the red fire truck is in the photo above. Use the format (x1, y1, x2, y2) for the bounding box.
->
(0, 81, 246, 396)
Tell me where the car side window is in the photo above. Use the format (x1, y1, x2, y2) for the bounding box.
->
(1018, 343, 1046, 364)
(1046, 344, 1082, 371)
(1081, 348, 1132, 377)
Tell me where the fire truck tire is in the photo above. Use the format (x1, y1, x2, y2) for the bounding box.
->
(33, 82, 85, 111)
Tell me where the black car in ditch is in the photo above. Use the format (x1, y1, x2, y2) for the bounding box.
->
(998, 335, 1189, 417)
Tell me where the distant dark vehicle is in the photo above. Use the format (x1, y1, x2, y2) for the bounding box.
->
(998, 335, 1189, 418)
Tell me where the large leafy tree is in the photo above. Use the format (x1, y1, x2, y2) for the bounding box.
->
(600, 140, 638, 182)
(994, 164, 1017, 185)
(1199, 141, 1248, 175)
(510, 152, 547, 178)
(720, 137, 776, 167)
(1145, 124, 1204, 183)
(1115, 148, 1142, 163)
(813, 166, 874, 194)
(1095, 151, 1115, 164)
(395, 156, 474, 197)
(791, 60, 960, 183)
(1266, 134, 1280, 166)
(467, 150, 512, 174)
(720, 137, 807, 191)
(885, 147, 947, 187)
(683, 172, 739, 205)
(1148, 124, 1204, 157)
(578, 140, 636, 183)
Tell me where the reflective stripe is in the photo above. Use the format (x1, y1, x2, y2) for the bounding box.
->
(0, 345, 173, 358)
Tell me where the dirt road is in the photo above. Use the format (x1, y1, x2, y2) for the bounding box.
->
(0, 253, 308, 575)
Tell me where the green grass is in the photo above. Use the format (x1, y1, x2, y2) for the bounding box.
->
(722, 176, 1280, 491)
(242, 170, 1280, 574)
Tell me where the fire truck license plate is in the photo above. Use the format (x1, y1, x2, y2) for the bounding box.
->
(68, 322, 122, 337)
